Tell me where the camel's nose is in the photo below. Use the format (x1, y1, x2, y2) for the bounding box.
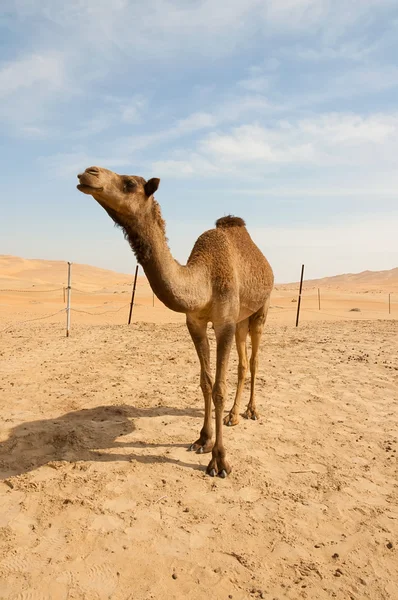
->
(85, 166, 100, 176)
(78, 166, 99, 180)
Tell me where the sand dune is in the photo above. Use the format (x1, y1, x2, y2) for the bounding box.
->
(1, 255, 397, 291)
(279, 267, 398, 292)
(0, 255, 133, 291)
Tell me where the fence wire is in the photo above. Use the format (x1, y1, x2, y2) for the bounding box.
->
(0, 308, 66, 334)
(0, 265, 395, 337)
(70, 304, 130, 316)
(0, 287, 63, 293)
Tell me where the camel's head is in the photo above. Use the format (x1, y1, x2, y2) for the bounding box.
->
(76, 166, 160, 217)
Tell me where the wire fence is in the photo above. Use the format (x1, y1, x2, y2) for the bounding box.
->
(0, 262, 396, 336)
(0, 287, 64, 293)
(0, 262, 154, 335)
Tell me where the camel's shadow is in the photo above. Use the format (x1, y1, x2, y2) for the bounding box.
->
(0, 404, 204, 479)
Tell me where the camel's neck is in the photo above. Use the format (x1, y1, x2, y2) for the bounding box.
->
(106, 201, 208, 313)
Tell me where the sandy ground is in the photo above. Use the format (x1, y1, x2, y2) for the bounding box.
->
(0, 256, 397, 599)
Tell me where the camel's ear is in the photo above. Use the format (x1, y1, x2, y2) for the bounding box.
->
(144, 178, 160, 197)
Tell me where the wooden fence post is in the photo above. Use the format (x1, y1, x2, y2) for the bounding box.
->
(66, 262, 72, 337)
(295, 264, 305, 327)
(128, 265, 139, 325)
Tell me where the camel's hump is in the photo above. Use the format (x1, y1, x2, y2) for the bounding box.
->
(215, 215, 246, 228)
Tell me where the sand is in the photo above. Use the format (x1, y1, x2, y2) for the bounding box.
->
(0, 256, 397, 599)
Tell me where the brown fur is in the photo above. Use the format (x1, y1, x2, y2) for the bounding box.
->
(215, 215, 246, 228)
(106, 198, 168, 264)
(77, 166, 274, 477)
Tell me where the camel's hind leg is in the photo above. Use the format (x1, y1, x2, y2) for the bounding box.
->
(223, 318, 249, 427)
(243, 298, 270, 421)
(186, 316, 214, 454)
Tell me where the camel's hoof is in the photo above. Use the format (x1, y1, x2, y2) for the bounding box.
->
(243, 409, 260, 421)
(223, 414, 239, 427)
(189, 441, 213, 454)
(219, 469, 228, 479)
(208, 468, 217, 477)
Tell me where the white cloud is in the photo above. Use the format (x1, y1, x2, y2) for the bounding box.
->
(40, 152, 131, 178)
(263, 0, 398, 46)
(70, 114, 114, 139)
(3, 0, 398, 142)
(18, 125, 48, 138)
(0, 51, 73, 135)
(69, 96, 146, 140)
(8, 0, 397, 61)
(315, 66, 398, 103)
(174, 112, 218, 134)
(10, 0, 260, 59)
(117, 96, 146, 124)
(231, 185, 398, 198)
(282, 42, 375, 62)
(121, 105, 142, 125)
(150, 112, 398, 179)
(201, 124, 316, 164)
(264, 0, 328, 33)
(152, 155, 221, 178)
(0, 53, 65, 98)
(297, 112, 398, 144)
(101, 94, 277, 164)
(238, 76, 271, 93)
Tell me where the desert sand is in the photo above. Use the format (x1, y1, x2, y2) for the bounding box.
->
(0, 255, 397, 599)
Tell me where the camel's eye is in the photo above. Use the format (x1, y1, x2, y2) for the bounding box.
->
(123, 178, 136, 193)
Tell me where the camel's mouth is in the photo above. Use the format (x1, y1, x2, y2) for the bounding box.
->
(77, 167, 104, 194)
(76, 184, 104, 194)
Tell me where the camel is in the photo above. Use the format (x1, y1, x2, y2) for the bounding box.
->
(77, 166, 274, 477)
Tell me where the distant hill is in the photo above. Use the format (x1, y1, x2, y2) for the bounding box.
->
(0, 255, 133, 291)
(1, 255, 397, 293)
(279, 268, 398, 291)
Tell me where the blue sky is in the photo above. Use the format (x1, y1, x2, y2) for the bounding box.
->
(1, 0, 398, 282)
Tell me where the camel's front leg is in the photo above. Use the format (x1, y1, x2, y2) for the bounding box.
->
(186, 316, 214, 454)
(207, 322, 235, 477)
